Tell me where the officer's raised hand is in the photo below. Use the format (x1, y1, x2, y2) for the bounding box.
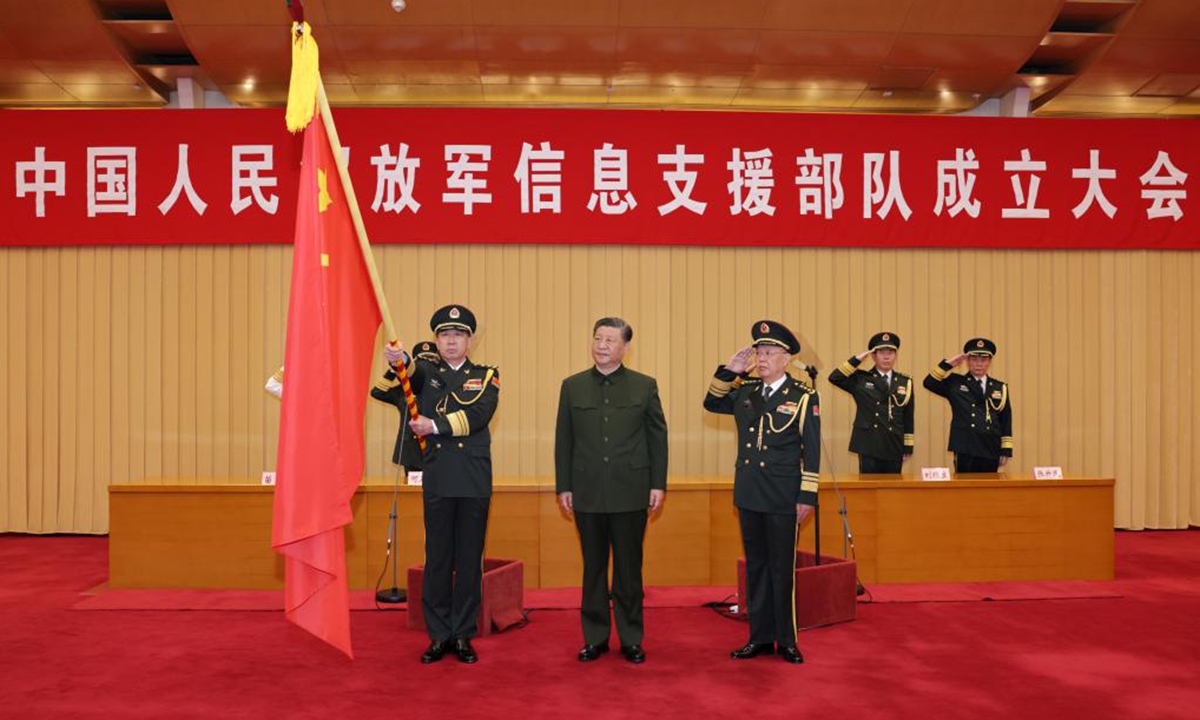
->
(856, 349, 872, 362)
(384, 340, 405, 368)
(725, 346, 755, 374)
(948, 353, 967, 367)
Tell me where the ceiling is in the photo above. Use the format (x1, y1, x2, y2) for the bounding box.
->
(0, 0, 1197, 116)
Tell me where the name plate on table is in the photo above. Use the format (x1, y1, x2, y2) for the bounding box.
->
(921, 467, 952, 481)
(1033, 466, 1064, 480)
(406, 471, 423, 486)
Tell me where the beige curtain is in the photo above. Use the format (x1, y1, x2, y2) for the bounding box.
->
(1, 245, 1196, 533)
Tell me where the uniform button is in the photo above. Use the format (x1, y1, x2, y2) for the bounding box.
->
(971, 424, 975, 428)
(744, 459, 750, 465)
(603, 456, 610, 463)
(436, 443, 442, 449)
(759, 461, 766, 468)
(745, 443, 751, 448)
(604, 398, 610, 405)
(603, 416, 609, 423)
(457, 442, 464, 449)
(603, 437, 609, 443)
(748, 426, 754, 432)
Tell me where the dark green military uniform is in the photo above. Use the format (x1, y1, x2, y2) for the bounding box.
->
(402, 308, 500, 643)
(703, 321, 820, 654)
(828, 332, 915, 474)
(555, 365, 668, 649)
(923, 337, 1012, 473)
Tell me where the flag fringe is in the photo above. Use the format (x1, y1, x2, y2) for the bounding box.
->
(286, 21, 320, 133)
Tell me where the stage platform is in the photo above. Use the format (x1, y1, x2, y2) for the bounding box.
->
(108, 474, 1113, 590)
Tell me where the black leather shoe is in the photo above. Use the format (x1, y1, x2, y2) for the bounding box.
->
(730, 642, 774, 660)
(778, 645, 805, 664)
(420, 641, 450, 664)
(578, 643, 610, 662)
(453, 638, 478, 664)
(620, 645, 646, 664)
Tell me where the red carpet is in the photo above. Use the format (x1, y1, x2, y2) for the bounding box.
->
(3, 530, 1199, 720)
(72, 584, 736, 612)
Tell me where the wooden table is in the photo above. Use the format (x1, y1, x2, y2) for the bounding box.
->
(108, 474, 1114, 589)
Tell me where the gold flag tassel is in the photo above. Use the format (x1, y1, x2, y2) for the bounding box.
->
(286, 21, 320, 133)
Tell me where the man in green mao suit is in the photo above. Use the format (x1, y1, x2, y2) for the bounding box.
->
(555, 317, 669, 665)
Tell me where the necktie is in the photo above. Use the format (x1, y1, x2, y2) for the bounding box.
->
(763, 385, 773, 400)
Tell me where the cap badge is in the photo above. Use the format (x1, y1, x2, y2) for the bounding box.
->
(759, 322, 770, 333)
(449, 307, 461, 319)
(882, 333, 890, 341)
(976, 340, 985, 348)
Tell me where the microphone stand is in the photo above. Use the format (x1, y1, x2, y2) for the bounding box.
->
(798, 360, 866, 596)
(376, 403, 410, 604)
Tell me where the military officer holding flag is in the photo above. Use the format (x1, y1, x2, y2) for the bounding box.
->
(385, 306, 500, 665)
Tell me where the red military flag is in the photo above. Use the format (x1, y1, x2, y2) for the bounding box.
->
(272, 20, 383, 657)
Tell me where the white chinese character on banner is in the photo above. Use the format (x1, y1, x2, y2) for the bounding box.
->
(935, 148, 981, 218)
(587, 143, 636, 215)
(231, 145, 279, 215)
(443, 144, 492, 215)
(15, 146, 66, 218)
(657, 144, 706, 216)
(794, 148, 844, 219)
(862, 150, 911, 220)
(1002, 148, 1049, 219)
(158, 144, 207, 216)
(371, 143, 421, 215)
(87, 147, 136, 217)
(728, 148, 775, 216)
(1139, 151, 1187, 221)
(1071, 149, 1116, 219)
(514, 141, 564, 214)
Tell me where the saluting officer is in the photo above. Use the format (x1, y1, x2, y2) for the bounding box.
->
(384, 306, 500, 665)
(828, 332, 915, 474)
(703, 320, 820, 665)
(923, 337, 1013, 473)
(372, 341, 440, 471)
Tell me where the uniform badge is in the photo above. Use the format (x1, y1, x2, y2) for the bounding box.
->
(430, 377, 444, 389)
(991, 390, 1002, 399)
(882, 333, 890, 341)
(490, 376, 501, 389)
(462, 378, 483, 392)
(865, 382, 875, 389)
(959, 384, 970, 392)
(812, 404, 819, 416)
(759, 322, 770, 333)
(976, 340, 985, 348)
(777, 401, 798, 415)
(449, 307, 461, 319)
(896, 385, 907, 395)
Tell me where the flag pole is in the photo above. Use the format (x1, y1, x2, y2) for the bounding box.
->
(314, 77, 426, 455)
(315, 78, 395, 340)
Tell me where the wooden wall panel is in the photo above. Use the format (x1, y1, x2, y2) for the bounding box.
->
(1, 246, 1197, 533)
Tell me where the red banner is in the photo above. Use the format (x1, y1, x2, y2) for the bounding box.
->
(1, 108, 1197, 249)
